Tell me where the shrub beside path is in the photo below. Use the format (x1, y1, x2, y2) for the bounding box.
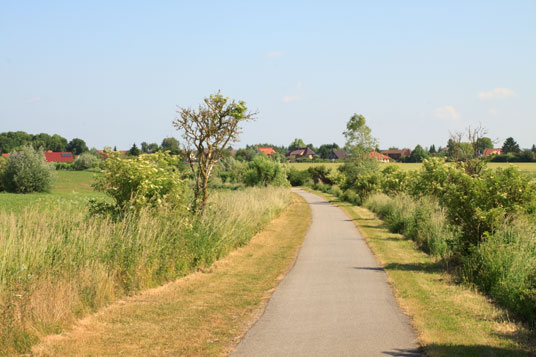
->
(233, 189, 419, 356)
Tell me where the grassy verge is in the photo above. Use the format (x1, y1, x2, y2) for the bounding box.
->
(0, 187, 291, 355)
(307, 189, 536, 356)
(32, 193, 311, 356)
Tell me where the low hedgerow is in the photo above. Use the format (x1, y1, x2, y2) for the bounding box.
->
(463, 218, 536, 326)
(365, 193, 459, 259)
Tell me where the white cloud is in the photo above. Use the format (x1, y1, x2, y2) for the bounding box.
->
(282, 95, 300, 103)
(477, 87, 516, 100)
(489, 107, 498, 116)
(27, 96, 41, 104)
(434, 105, 460, 121)
(267, 51, 284, 58)
(282, 81, 304, 102)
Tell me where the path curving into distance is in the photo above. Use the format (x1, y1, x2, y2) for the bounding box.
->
(232, 189, 419, 356)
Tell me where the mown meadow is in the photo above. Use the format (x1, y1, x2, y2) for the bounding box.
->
(0, 151, 292, 355)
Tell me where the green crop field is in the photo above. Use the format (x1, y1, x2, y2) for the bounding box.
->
(290, 161, 536, 177)
(0, 170, 106, 213)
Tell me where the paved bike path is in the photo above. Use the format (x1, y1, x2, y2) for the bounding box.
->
(232, 189, 419, 356)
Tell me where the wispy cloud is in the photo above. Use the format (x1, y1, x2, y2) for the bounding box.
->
(282, 81, 303, 103)
(267, 51, 284, 58)
(27, 96, 41, 104)
(434, 105, 460, 121)
(477, 87, 516, 100)
(282, 96, 300, 103)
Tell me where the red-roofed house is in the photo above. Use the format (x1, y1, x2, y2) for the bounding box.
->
(44, 151, 74, 162)
(1, 153, 8, 159)
(368, 151, 391, 163)
(257, 147, 276, 155)
(482, 148, 503, 157)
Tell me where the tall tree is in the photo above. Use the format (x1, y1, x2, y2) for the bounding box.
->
(160, 137, 180, 155)
(429, 144, 436, 154)
(288, 138, 306, 151)
(128, 143, 141, 156)
(317, 143, 340, 159)
(502, 137, 520, 154)
(173, 92, 256, 212)
(409, 144, 429, 163)
(475, 137, 493, 154)
(532, 144, 536, 154)
(67, 138, 89, 155)
(141, 141, 150, 153)
(343, 114, 377, 158)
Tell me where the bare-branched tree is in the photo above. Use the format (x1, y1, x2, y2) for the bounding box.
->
(173, 92, 256, 212)
(448, 124, 492, 175)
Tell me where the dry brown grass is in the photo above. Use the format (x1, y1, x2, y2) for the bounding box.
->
(32, 193, 311, 356)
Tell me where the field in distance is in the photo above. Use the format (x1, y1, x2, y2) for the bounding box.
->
(0, 170, 106, 212)
(290, 161, 536, 177)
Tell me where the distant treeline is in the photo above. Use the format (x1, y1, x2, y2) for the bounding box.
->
(0, 131, 89, 155)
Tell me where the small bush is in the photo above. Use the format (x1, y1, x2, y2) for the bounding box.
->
(287, 167, 312, 186)
(243, 156, 288, 187)
(54, 161, 74, 170)
(73, 152, 101, 170)
(341, 189, 361, 205)
(463, 218, 536, 325)
(329, 185, 342, 197)
(1, 146, 53, 193)
(92, 151, 188, 214)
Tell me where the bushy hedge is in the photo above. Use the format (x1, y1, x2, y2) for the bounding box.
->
(1, 146, 53, 193)
(242, 155, 289, 187)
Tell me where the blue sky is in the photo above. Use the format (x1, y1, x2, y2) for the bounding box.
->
(1, 1, 535, 150)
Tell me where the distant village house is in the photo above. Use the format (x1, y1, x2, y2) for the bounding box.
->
(482, 148, 503, 157)
(368, 151, 391, 163)
(257, 147, 276, 155)
(380, 148, 412, 161)
(287, 147, 316, 160)
(329, 150, 347, 161)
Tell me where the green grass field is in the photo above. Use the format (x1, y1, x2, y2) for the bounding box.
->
(0, 170, 106, 212)
(290, 161, 536, 177)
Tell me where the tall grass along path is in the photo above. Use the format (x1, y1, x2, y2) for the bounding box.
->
(233, 189, 419, 356)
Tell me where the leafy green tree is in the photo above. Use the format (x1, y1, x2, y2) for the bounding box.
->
(160, 137, 180, 155)
(67, 138, 89, 155)
(409, 144, 429, 163)
(532, 144, 536, 153)
(235, 148, 257, 162)
(174, 92, 256, 212)
(1, 145, 53, 193)
(288, 138, 306, 151)
(148, 143, 159, 153)
(343, 114, 378, 158)
(48, 134, 68, 152)
(502, 137, 520, 154)
(141, 142, 149, 153)
(128, 143, 141, 156)
(317, 143, 340, 159)
(73, 152, 101, 170)
(476, 137, 493, 154)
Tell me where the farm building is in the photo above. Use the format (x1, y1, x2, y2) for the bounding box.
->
(257, 147, 277, 155)
(380, 148, 412, 161)
(1, 151, 75, 162)
(329, 150, 347, 161)
(287, 147, 316, 160)
(482, 148, 503, 157)
(368, 151, 391, 163)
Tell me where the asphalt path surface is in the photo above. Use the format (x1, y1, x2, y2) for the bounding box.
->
(232, 189, 419, 356)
